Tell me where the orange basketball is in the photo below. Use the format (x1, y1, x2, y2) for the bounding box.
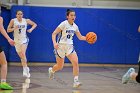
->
(86, 32, 97, 44)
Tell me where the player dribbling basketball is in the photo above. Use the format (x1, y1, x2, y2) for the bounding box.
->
(48, 9, 96, 88)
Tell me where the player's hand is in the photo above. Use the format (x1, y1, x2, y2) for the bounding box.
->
(8, 38, 15, 46)
(27, 29, 32, 33)
(54, 43, 59, 49)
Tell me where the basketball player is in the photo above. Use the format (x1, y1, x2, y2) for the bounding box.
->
(7, 10, 37, 78)
(48, 9, 87, 88)
(0, 16, 14, 89)
(122, 26, 140, 84)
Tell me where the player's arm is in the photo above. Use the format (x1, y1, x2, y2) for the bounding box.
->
(52, 27, 62, 49)
(26, 19, 37, 33)
(0, 17, 14, 46)
(75, 31, 86, 41)
(7, 19, 16, 33)
(138, 26, 140, 32)
(0, 17, 11, 40)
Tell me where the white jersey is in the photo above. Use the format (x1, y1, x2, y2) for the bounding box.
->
(57, 20, 79, 44)
(13, 18, 27, 43)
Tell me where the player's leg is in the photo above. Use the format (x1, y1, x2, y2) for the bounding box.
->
(0, 48, 13, 89)
(21, 44, 30, 78)
(16, 43, 30, 78)
(67, 52, 82, 88)
(48, 56, 64, 80)
(48, 45, 65, 80)
(0, 51, 7, 83)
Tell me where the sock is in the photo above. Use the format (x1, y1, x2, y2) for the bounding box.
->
(74, 76, 79, 82)
(1, 79, 6, 83)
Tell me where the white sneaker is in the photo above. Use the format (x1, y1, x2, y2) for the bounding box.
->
(73, 80, 82, 88)
(23, 67, 30, 78)
(48, 67, 54, 80)
(122, 68, 135, 84)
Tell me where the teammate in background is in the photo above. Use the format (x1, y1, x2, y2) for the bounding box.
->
(7, 10, 37, 78)
(0, 16, 14, 89)
(122, 26, 140, 84)
(48, 9, 87, 88)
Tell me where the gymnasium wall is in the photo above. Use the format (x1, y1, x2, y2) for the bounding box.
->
(27, 0, 140, 8)
(1, 0, 140, 8)
(1, 5, 140, 64)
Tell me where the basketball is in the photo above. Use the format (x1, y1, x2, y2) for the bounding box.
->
(86, 32, 97, 44)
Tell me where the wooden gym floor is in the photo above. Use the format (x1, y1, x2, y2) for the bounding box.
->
(1, 65, 140, 93)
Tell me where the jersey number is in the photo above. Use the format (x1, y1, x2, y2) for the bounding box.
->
(67, 34, 72, 39)
(19, 29, 22, 34)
